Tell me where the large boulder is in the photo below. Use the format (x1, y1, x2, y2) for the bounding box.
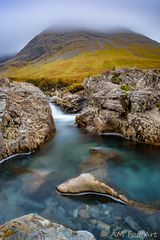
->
(57, 173, 134, 206)
(76, 69, 160, 145)
(0, 78, 55, 161)
(55, 91, 85, 113)
(0, 214, 96, 240)
(57, 173, 157, 211)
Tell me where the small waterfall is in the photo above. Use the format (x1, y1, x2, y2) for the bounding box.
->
(50, 103, 76, 121)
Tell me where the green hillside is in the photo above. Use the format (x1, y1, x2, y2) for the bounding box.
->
(1, 30, 160, 88)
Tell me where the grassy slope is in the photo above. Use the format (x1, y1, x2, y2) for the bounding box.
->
(3, 44, 160, 87)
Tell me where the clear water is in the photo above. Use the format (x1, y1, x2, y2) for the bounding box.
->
(0, 104, 160, 239)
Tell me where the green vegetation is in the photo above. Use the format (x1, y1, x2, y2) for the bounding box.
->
(68, 83, 84, 93)
(124, 92, 129, 97)
(121, 84, 133, 91)
(2, 43, 160, 88)
(111, 73, 122, 84)
(156, 103, 160, 110)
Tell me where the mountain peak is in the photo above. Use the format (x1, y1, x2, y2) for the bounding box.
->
(1, 28, 160, 87)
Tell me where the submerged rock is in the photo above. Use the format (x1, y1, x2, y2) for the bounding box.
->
(0, 214, 96, 240)
(80, 147, 122, 180)
(0, 78, 55, 161)
(125, 216, 140, 231)
(76, 69, 160, 146)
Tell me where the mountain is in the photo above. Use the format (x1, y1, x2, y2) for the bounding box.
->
(1, 29, 160, 87)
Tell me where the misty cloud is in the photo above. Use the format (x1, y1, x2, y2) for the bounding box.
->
(0, 0, 160, 56)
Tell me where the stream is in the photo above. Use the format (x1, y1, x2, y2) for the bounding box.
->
(0, 104, 160, 239)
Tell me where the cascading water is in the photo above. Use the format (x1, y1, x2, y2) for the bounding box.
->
(50, 103, 75, 122)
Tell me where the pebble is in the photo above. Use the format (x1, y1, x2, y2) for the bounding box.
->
(97, 221, 111, 234)
(113, 216, 122, 221)
(102, 205, 113, 212)
(73, 209, 79, 218)
(57, 206, 66, 217)
(79, 209, 90, 219)
(104, 209, 111, 216)
(125, 216, 140, 231)
(89, 206, 100, 218)
(90, 219, 98, 225)
(100, 216, 113, 224)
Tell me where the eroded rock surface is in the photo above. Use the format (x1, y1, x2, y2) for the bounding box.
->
(57, 173, 135, 206)
(0, 78, 55, 160)
(76, 69, 160, 145)
(0, 214, 96, 240)
(49, 90, 86, 113)
(57, 173, 159, 212)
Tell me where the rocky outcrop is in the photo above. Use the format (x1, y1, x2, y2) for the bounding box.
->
(76, 69, 160, 145)
(50, 91, 86, 113)
(0, 214, 96, 240)
(0, 78, 55, 161)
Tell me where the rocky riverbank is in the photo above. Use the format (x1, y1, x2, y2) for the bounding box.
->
(0, 78, 55, 161)
(0, 214, 96, 240)
(76, 69, 160, 146)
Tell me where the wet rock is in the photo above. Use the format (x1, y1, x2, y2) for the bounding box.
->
(76, 69, 160, 146)
(113, 216, 122, 221)
(100, 216, 113, 225)
(80, 147, 122, 179)
(79, 208, 90, 219)
(90, 219, 98, 225)
(104, 209, 112, 216)
(55, 91, 85, 113)
(41, 206, 54, 220)
(76, 107, 96, 132)
(146, 214, 159, 231)
(20, 169, 53, 196)
(58, 206, 66, 217)
(44, 197, 58, 208)
(89, 206, 100, 219)
(0, 214, 96, 240)
(97, 221, 111, 234)
(112, 226, 122, 232)
(102, 205, 113, 212)
(56, 173, 137, 207)
(0, 78, 55, 161)
(125, 216, 140, 231)
(0, 131, 4, 154)
(73, 209, 79, 218)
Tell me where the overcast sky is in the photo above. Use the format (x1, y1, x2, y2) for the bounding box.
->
(0, 0, 160, 56)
